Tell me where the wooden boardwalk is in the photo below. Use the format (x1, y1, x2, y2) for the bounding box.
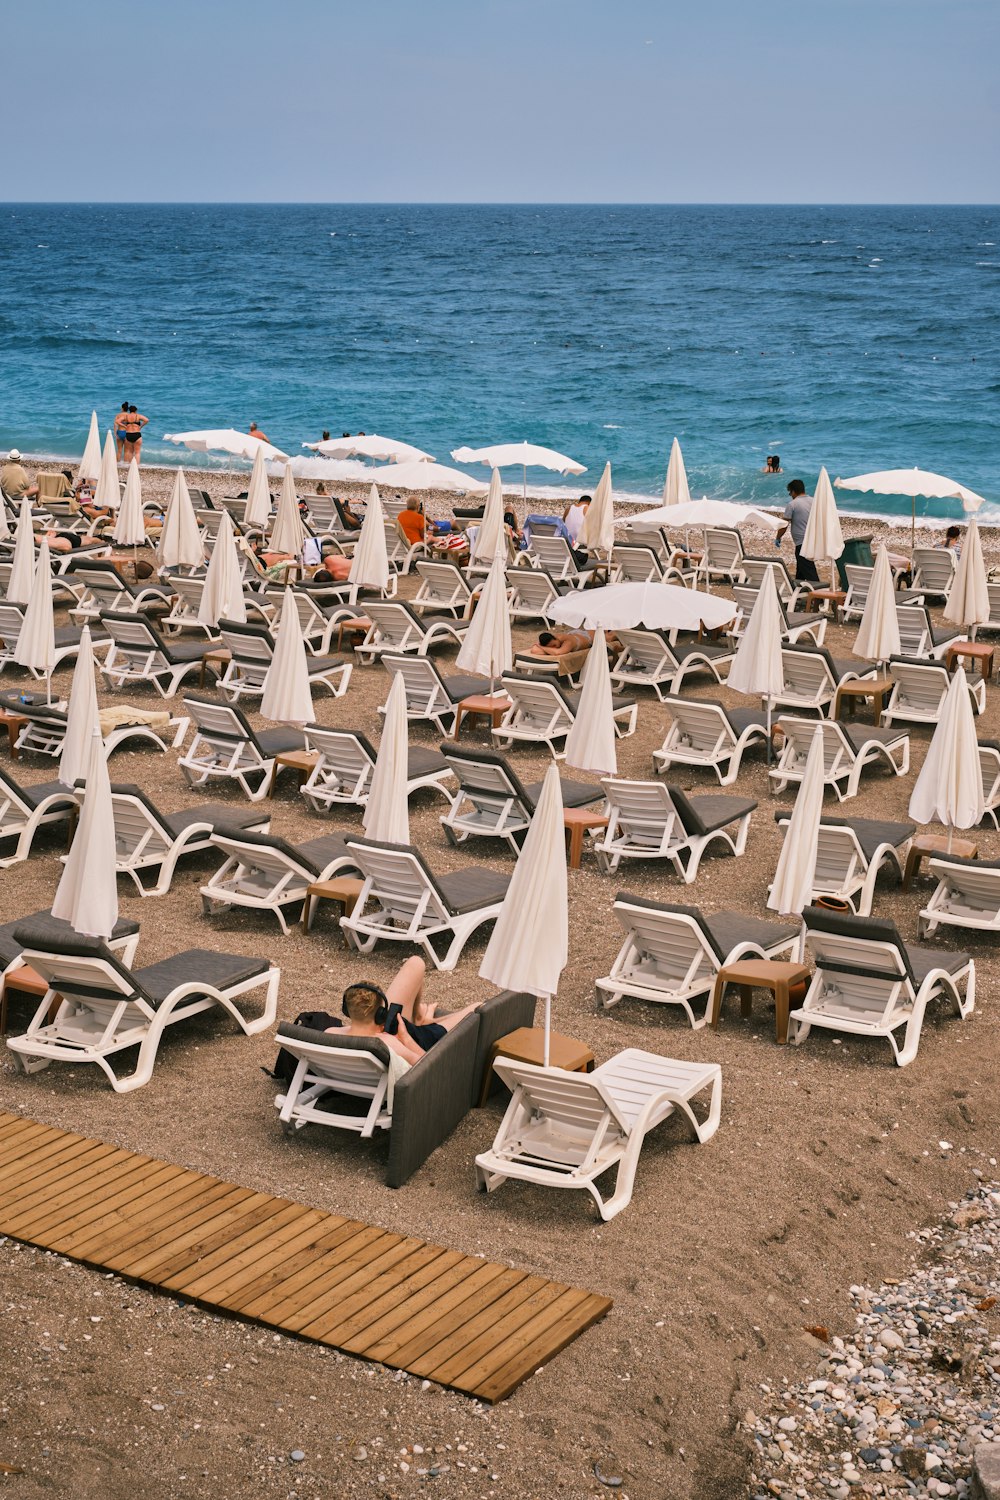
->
(0, 1111, 611, 1402)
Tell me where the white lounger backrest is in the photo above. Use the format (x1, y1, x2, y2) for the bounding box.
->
(703, 527, 744, 575)
(804, 924, 911, 1022)
(211, 833, 311, 891)
(527, 535, 578, 579)
(348, 842, 449, 926)
(895, 606, 931, 657)
(111, 793, 173, 863)
(506, 567, 558, 615)
(775, 717, 852, 773)
(220, 624, 274, 667)
(927, 858, 1000, 911)
(18, 946, 151, 1027)
(889, 661, 947, 714)
(602, 778, 679, 849)
(413, 561, 469, 610)
(611, 545, 662, 583)
(366, 601, 419, 647)
(912, 547, 956, 594)
(662, 699, 735, 754)
(303, 727, 374, 800)
(492, 1059, 626, 1140)
(614, 629, 675, 674)
(741, 557, 796, 599)
(500, 675, 574, 732)
(612, 898, 718, 989)
(382, 655, 448, 719)
(780, 650, 834, 701)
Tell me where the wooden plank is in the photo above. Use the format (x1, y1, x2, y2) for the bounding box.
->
(0, 1146, 138, 1234)
(97, 1185, 260, 1272)
(358, 1257, 506, 1362)
(161, 1203, 310, 1297)
(472, 1292, 613, 1404)
(122, 1193, 280, 1281)
(0, 1117, 60, 1160)
(196, 1208, 331, 1303)
(37, 1163, 193, 1248)
(0, 1135, 111, 1195)
(63, 1174, 227, 1259)
(280, 1232, 415, 1337)
(366, 1264, 524, 1366)
(419, 1282, 579, 1388)
(400, 1273, 549, 1377)
(222, 1216, 362, 1315)
(304, 1243, 453, 1343)
(246, 1224, 393, 1324)
(13, 1155, 178, 1238)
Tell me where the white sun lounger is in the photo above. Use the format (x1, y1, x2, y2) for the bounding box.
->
(594, 779, 756, 882)
(652, 698, 771, 787)
(411, 560, 475, 617)
(773, 646, 877, 718)
(609, 628, 733, 701)
(894, 603, 962, 660)
(301, 726, 453, 812)
(98, 611, 216, 698)
(355, 601, 469, 664)
(179, 692, 306, 801)
(440, 743, 603, 853)
(770, 716, 910, 801)
(881, 657, 986, 727)
(108, 782, 269, 896)
(505, 566, 566, 623)
(201, 828, 358, 936)
(0, 764, 77, 869)
(493, 673, 637, 757)
(771, 812, 914, 916)
(217, 619, 351, 702)
(380, 656, 489, 735)
(919, 854, 1000, 940)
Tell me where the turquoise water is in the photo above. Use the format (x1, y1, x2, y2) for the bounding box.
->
(1, 203, 997, 521)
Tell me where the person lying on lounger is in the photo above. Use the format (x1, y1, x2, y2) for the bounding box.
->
(528, 628, 622, 658)
(334, 956, 482, 1063)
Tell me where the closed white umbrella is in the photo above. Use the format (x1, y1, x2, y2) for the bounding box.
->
(306, 433, 435, 464)
(244, 445, 273, 530)
(94, 431, 121, 509)
(725, 567, 784, 757)
(801, 466, 845, 588)
(853, 544, 901, 666)
(0, 498, 8, 544)
(943, 519, 990, 637)
(470, 468, 506, 564)
(835, 467, 986, 553)
(112, 458, 146, 547)
(551, 580, 735, 634)
(8, 500, 36, 605)
(270, 465, 305, 557)
(77, 410, 102, 483)
(580, 461, 615, 554)
(58, 625, 99, 788)
(451, 440, 585, 501)
(51, 724, 118, 940)
(563, 627, 616, 777)
(362, 671, 410, 845)
(767, 724, 826, 916)
(348, 483, 390, 594)
(370, 460, 489, 495)
(163, 428, 289, 462)
(260, 588, 313, 728)
(455, 550, 512, 694)
(479, 762, 568, 1065)
(198, 510, 246, 627)
(662, 437, 691, 507)
(14, 537, 56, 700)
(908, 666, 985, 845)
(157, 468, 203, 571)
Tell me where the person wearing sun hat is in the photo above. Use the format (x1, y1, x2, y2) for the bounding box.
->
(0, 449, 38, 501)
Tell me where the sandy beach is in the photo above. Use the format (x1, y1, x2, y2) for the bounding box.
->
(1, 462, 999, 1500)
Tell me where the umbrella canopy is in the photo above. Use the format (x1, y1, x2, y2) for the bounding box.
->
(14, 537, 56, 685)
(370, 460, 489, 495)
(112, 458, 146, 547)
(8, 499, 36, 605)
(157, 468, 204, 571)
(943, 519, 990, 633)
(580, 462, 615, 553)
(470, 468, 506, 564)
(51, 725, 118, 940)
(835, 467, 985, 513)
(800, 466, 845, 578)
(94, 430, 121, 509)
(270, 466, 305, 556)
(479, 763, 568, 1064)
(726, 567, 785, 697)
(853, 544, 901, 664)
(305, 433, 434, 463)
(163, 428, 289, 462)
(630, 497, 782, 532)
(908, 666, 985, 835)
(563, 627, 616, 777)
(362, 671, 410, 845)
(767, 725, 825, 916)
(348, 484, 391, 592)
(455, 551, 512, 685)
(198, 511, 247, 627)
(451, 441, 585, 476)
(244, 446, 273, 529)
(77, 410, 102, 483)
(288, 455, 372, 483)
(661, 437, 691, 507)
(551, 581, 735, 634)
(260, 588, 314, 727)
(58, 624, 99, 788)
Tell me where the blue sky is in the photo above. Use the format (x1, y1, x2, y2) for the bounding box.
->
(6, 0, 998, 202)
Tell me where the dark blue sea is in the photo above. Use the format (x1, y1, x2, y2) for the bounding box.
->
(1, 203, 997, 521)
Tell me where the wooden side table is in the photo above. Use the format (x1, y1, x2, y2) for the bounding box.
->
(478, 1025, 596, 1106)
(301, 876, 366, 937)
(453, 694, 512, 739)
(708, 959, 811, 1045)
(336, 618, 371, 652)
(833, 676, 893, 722)
(902, 833, 978, 891)
(945, 641, 995, 681)
(805, 589, 847, 620)
(267, 749, 320, 798)
(199, 647, 231, 688)
(0, 710, 28, 759)
(563, 807, 609, 869)
(0, 964, 54, 1036)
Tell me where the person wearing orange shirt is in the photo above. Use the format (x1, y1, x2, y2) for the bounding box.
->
(397, 497, 426, 546)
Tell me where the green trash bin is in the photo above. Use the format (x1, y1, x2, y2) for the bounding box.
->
(836, 536, 874, 590)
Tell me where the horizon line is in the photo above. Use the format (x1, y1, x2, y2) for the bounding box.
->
(2, 200, 998, 209)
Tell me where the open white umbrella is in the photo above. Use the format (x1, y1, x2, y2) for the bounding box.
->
(630, 497, 782, 533)
(163, 428, 290, 462)
(8, 500, 36, 605)
(77, 411, 102, 483)
(800, 466, 845, 588)
(51, 724, 118, 940)
(479, 762, 568, 1066)
(662, 437, 691, 506)
(305, 434, 434, 464)
(14, 537, 56, 700)
(112, 458, 146, 548)
(270, 466, 305, 557)
(835, 467, 986, 553)
(362, 672, 410, 845)
(551, 581, 735, 634)
(469, 468, 506, 565)
(58, 625, 99, 788)
(288, 455, 372, 484)
(260, 588, 313, 727)
(198, 511, 246, 627)
(244, 445, 273, 530)
(943, 519, 990, 637)
(157, 468, 203, 571)
(853, 544, 901, 666)
(451, 440, 585, 501)
(580, 461, 615, 554)
(370, 460, 489, 495)
(563, 627, 616, 777)
(725, 567, 784, 756)
(348, 483, 390, 595)
(768, 725, 826, 916)
(908, 666, 984, 846)
(455, 550, 512, 694)
(94, 431, 121, 509)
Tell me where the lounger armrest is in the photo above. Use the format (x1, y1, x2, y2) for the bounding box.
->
(386, 1014, 480, 1189)
(471, 990, 538, 1105)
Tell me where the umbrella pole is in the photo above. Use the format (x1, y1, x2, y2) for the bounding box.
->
(911, 496, 916, 560)
(765, 697, 772, 765)
(947, 822, 953, 855)
(522, 465, 527, 505)
(542, 995, 551, 1068)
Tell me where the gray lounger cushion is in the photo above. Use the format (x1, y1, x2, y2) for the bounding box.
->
(614, 892, 796, 963)
(0, 910, 139, 971)
(668, 787, 758, 836)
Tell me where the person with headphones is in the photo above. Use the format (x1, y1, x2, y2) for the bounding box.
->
(337, 956, 482, 1062)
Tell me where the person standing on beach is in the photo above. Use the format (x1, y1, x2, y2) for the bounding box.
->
(779, 479, 820, 582)
(114, 402, 130, 460)
(122, 406, 148, 464)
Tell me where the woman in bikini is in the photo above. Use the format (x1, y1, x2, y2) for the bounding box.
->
(122, 406, 148, 464)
